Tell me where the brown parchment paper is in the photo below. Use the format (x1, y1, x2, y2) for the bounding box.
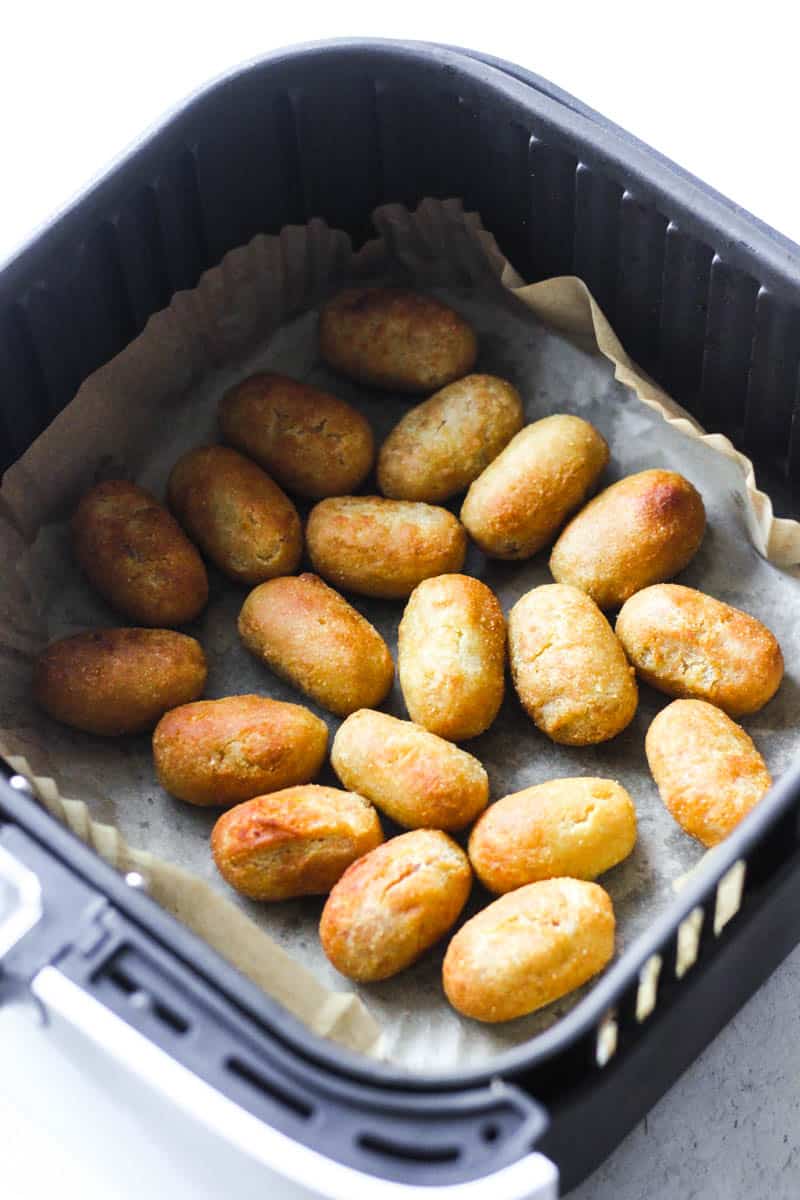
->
(1, 198, 799, 1072)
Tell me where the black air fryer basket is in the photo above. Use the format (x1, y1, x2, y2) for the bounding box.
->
(1, 40, 800, 1198)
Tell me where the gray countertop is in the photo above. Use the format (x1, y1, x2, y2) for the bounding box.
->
(570, 942, 800, 1199)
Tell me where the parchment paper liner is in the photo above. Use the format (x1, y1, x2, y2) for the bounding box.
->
(1, 198, 797, 1069)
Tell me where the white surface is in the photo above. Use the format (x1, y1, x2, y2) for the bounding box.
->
(3, 4, 800, 1198)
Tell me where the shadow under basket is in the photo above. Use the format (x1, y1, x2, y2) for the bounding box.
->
(1, 39, 800, 1199)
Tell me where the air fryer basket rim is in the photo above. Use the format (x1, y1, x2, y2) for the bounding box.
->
(2, 38, 800, 1098)
(2, 38, 799, 290)
(453, 41, 800, 259)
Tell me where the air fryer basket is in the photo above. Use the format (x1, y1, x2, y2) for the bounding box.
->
(1, 40, 800, 1196)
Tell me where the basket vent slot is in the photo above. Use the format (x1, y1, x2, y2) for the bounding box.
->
(103, 960, 190, 1035)
(635, 953, 663, 1022)
(595, 1009, 618, 1067)
(150, 999, 190, 1035)
(106, 963, 137, 994)
(675, 906, 705, 978)
(358, 1132, 460, 1166)
(226, 1056, 313, 1121)
(714, 859, 747, 935)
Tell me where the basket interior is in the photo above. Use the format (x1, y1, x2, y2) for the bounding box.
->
(2, 41, 800, 1098)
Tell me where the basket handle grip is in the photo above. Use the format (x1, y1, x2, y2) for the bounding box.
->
(31, 965, 559, 1199)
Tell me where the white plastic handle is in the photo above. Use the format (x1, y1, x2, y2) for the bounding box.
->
(32, 967, 559, 1200)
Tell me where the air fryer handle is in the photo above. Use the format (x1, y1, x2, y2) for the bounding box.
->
(291, 1153, 560, 1200)
(31, 965, 559, 1199)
